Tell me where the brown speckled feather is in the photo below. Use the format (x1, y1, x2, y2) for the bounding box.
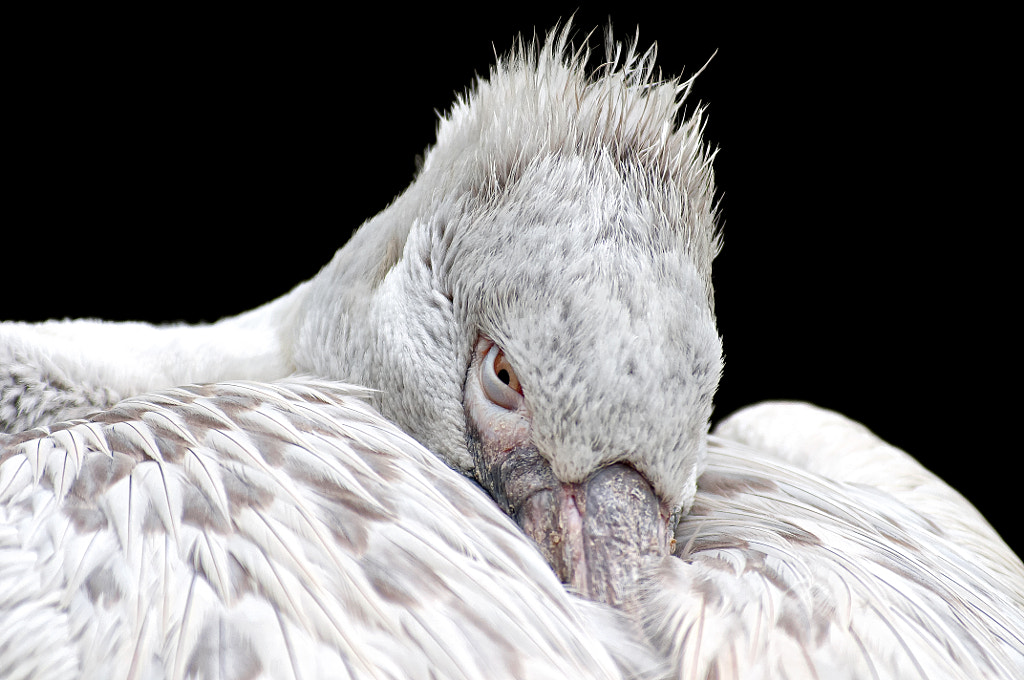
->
(0, 380, 648, 680)
(637, 408, 1024, 680)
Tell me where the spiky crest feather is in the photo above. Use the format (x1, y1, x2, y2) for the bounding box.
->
(422, 24, 720, 301)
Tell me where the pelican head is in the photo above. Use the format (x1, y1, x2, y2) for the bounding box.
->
(293, 28, 722, 606)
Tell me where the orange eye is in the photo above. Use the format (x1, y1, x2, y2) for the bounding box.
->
(482, 343, 523, 410)
(493, 350, 521, 393)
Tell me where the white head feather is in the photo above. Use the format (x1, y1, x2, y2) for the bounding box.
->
(293, 27, 722, 515)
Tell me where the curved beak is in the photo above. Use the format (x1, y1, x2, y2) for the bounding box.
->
(515, 460, 669, 606)
(468, 425, 670, 607)
(464, 336, 671, 608)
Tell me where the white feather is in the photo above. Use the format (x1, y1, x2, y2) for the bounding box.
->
(0, 380, 644, 679)
(635, 403, 1024, 679)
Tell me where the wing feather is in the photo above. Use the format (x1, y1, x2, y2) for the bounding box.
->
(641, 416, 1024, 679)
(1, 379, 643, 680)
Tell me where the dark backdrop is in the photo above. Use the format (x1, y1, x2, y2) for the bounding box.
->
(6, 6, 1015, 552)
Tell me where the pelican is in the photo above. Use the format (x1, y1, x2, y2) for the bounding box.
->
(3, 25, 1023, 679)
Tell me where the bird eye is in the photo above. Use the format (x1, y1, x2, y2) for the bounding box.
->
(482, 343, 523, 410)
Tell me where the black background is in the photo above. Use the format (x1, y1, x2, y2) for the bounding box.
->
(6, 6, 1016, 553)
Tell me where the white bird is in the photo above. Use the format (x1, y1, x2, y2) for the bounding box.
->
(2, 25, 1022, 679)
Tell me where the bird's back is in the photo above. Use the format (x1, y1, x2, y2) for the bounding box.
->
(639, 402, 1024, 679)
(0, 380, 643, 680)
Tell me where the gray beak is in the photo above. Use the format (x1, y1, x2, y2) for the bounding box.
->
(470, 431, 669, 608)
